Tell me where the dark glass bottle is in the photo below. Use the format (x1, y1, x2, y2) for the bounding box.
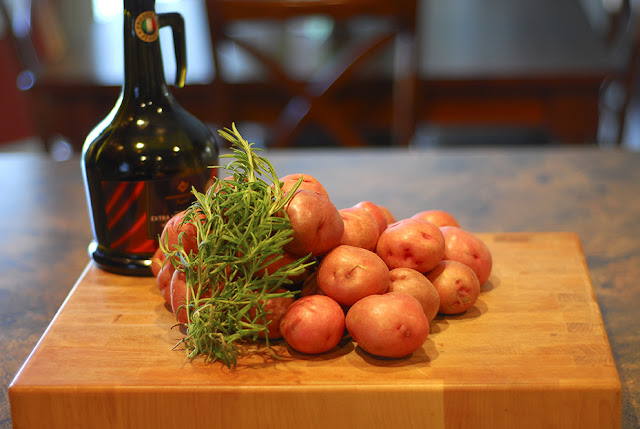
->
(82, 0, 218, 276)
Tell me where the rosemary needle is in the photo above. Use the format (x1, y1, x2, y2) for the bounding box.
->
(161, 124, 311, 368)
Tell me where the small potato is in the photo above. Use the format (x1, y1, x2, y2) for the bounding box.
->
(353, 201, 388, 234)
(210, 175, 240, 195)
(376, 218, 445, 273)
(280, 295, 345, 354)
(248, 288, 294, 339)
(169, 269, 213, 323)
(256, 251, 311, 284)
(426, 260, 480, 314)
(440, 226, 492, 285)
(299, 271, 323, 297)
(160, 210, 199, 256)
(338, 207, 380, 251)
(284, 189, 344, 257)
(157, 259, 175, 294)
(346, 292, 429, 358)
(151, 247, 166, 277)
(389, 267, 440, 322)
(411, 210, 460, 228)
(317, 245, 390, 307)
(280, 173, 329, 198)
(378, 205, 397, 225)
(156, 263, 176, 305)
(170, 269, 189, 324)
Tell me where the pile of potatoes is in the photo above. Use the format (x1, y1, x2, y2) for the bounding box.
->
(154, 173, 492, 360)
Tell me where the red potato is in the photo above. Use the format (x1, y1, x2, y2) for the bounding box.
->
(411, 210, 460, 228)
(353, 201, 388, 234)
(376, 218, 445, 273)
(151, 247, 166, 277)
(389, 267, 440, 322)
(248, 288, 294, 339)
(160, 210, 199, 256)
(427, 260, 480, 314)
(169, 269, 214, 324)
(284, 189, 344, 257)
(299, 271, 323, 297)
(346, 292, 429, 358)
(280, 173, 329, 198)
(210, 175, 236, 194)
(157, 259, 175, 291)
(317, 245, 390, 307)
(280, 295, 345, 354)
(440, 226, 493, 285)
(157, 258, 176, 305)
(163, 274, 173, 305)
(256, 251, 312, 284)
(338, 207, 380, 251)
(378, 205, 396, 225)
(170, 269, 189, 324)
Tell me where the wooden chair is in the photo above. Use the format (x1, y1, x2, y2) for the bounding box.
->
(598, 0, 640, 145)
(202, 0, 419, 147)
(0, 0, 71, 152)
(0, 0, 39, 144)
(414, 0, 615, 147)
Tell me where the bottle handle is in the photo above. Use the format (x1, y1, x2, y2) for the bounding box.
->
(157, 12, 187, 88)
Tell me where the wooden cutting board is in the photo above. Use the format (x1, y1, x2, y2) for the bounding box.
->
(9, 232, 621, 428)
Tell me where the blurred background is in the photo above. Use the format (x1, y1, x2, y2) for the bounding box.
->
(1, 0, 639, 158)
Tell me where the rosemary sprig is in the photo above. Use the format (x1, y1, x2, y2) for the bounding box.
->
(163, 124, 311, 368)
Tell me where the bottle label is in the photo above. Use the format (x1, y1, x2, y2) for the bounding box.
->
(101, 173, 212, 254)
(134, 11, 160, 43)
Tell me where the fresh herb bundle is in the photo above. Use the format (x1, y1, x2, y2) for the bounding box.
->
(161, 124, 311, 368)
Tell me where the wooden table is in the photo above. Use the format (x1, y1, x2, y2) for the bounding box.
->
(1, 146, 639, 428)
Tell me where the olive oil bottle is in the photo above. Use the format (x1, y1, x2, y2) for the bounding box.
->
(82, 0, 218, 276)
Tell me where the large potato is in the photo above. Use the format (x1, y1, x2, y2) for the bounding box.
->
(280, 173, 329, 198)
(353, 201, 388, 234)
(389, 267, 440, 322)
(411, 209, 460, 228)
(376, 218, 445, 273)
(284, 189, 344, 257)
(440, 226, 492, 285)
(280, 295, 345, 354)
(317, 245, 390, 307)
(346, 292, 429, 358)
(426, 260, 480, 314)
(338, 207, 380, 251)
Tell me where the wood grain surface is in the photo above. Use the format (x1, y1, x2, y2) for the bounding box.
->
(1, 148, 639, 428)
(9, 232, 620, 428)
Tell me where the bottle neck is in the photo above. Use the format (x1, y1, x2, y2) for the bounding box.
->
(122, 0, 169, 101)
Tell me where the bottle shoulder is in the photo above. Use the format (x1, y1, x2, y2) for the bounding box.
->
(82, 99, 218, 180)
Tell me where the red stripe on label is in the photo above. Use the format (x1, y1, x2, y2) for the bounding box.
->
(107, 182, 146, 230)
(110, 210, 149, 251)
(105, 182, 128, 215)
